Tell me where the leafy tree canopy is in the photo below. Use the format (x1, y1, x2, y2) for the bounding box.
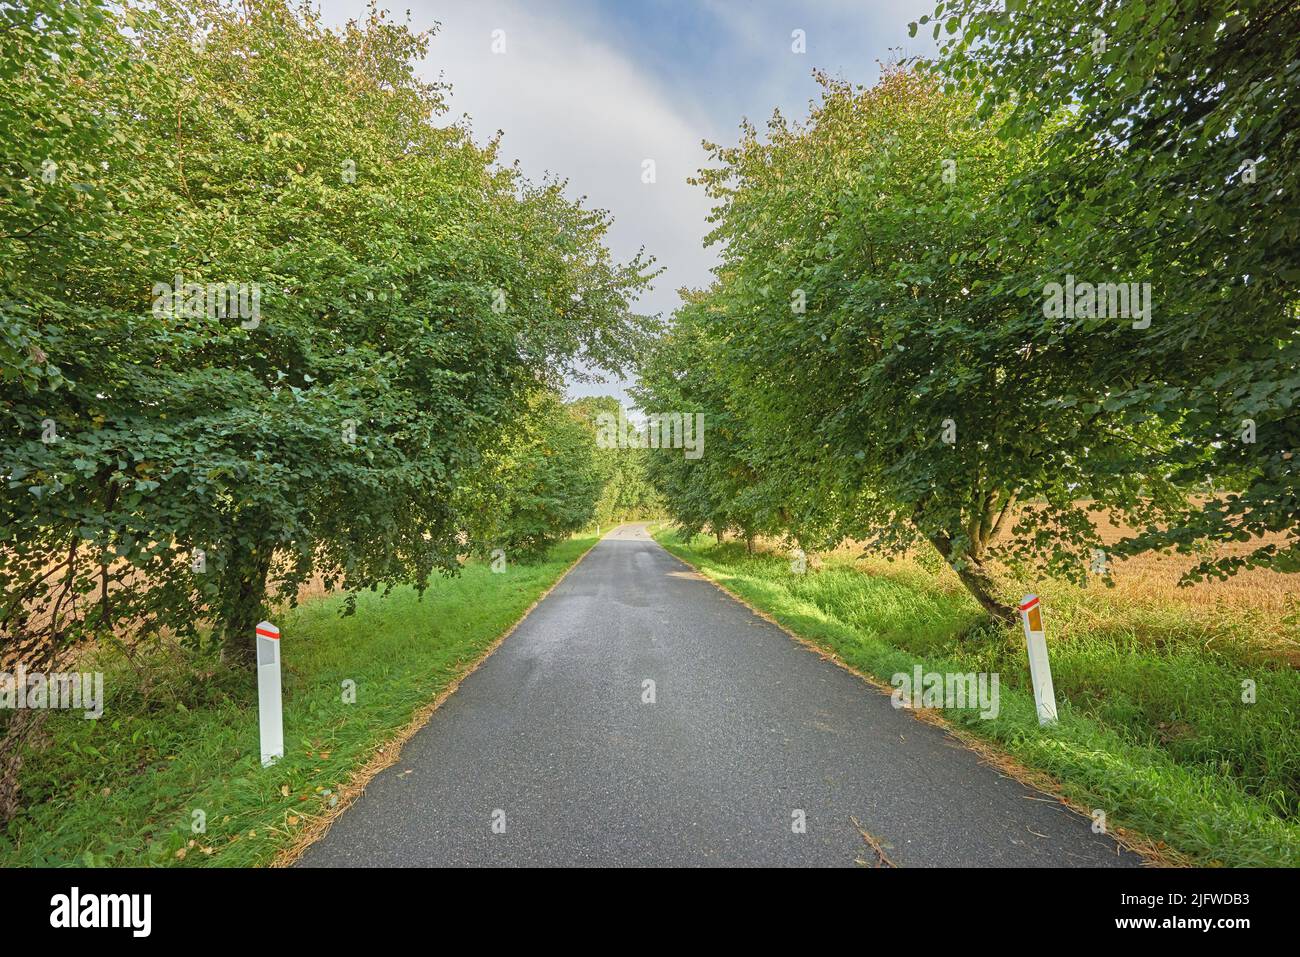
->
(915, 0, 1300, 578)
(1, 0, 655, 665)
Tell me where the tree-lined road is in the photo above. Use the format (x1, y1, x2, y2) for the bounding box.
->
(300, 524, 1139, 867)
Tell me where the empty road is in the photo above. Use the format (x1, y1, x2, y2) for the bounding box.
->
(299, 524, 1138, 867)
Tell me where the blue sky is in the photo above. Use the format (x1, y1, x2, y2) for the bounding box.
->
(317, 0, 937, 405)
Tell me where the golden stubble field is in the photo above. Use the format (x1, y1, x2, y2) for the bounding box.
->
(803, 508, 1300, 667)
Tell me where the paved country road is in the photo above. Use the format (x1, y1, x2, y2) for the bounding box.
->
(299, 524, 1140, 867)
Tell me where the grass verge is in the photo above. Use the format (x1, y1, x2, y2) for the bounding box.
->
(653, 528, 1300, 868)
(0, 534, 598, 867)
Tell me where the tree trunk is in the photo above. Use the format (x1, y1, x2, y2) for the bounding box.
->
(924, 529, 1016, 625)
(0, 709, 47, 825)
(219, 544, 274, 667)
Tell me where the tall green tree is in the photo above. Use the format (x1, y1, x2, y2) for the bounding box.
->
(633, 294, 811, 550)
(688, 70, 1184, 621)
(1, 0, 653, 666)
(918, 0, 1300, 580)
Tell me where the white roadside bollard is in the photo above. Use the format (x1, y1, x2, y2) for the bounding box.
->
(1018, 594, 1058, 726)
(255, 621, 283, 766)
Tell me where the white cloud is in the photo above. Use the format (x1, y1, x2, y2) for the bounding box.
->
(316, 0, 720, 403)
(315, 0, 935, 405)
(420, 2, 718, 313)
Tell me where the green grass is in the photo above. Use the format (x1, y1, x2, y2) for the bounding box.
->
(0, 535, 597, 867)
(654, 528, 1300, 867)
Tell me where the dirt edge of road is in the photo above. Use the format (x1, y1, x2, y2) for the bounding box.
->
(272, 534, 605, 868)
(654, 531, 1187, 868)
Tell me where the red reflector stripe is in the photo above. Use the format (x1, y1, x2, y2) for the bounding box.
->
(1019, 597, 1039, 611)
(256, 627, 280, 639)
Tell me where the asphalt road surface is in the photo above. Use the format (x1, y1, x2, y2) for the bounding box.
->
(299, 524, 1140, 867)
